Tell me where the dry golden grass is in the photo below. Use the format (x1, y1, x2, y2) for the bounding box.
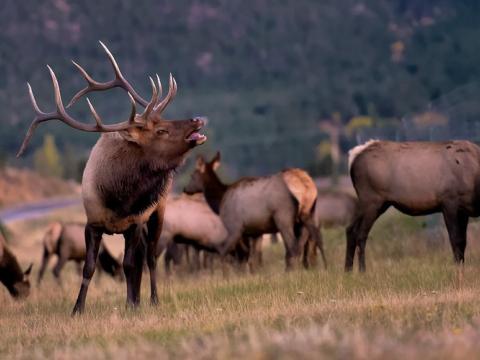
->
(2, 208, 480, 359)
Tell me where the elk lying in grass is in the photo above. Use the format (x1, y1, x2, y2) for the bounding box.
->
(0, 234, 32, 299)
(347, 140, 480, 272)
(158, 194, 262, 273)
(37, 222, 123, 285)
(184, 152, 326, 269)
(17, 41, 206, 314)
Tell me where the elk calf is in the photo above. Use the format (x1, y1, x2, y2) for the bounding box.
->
(347, 140, 480, 272)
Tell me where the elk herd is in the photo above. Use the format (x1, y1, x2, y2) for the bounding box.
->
(2, 42, 478, 314)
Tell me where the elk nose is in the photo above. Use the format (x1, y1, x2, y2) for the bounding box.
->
(192, 116, 208, 126)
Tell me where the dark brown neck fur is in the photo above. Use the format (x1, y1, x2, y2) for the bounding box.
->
(96, 141, 177, 218)
(202, 169, 228, 214)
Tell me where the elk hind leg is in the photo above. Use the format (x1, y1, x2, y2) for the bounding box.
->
(442, 207, 468, 264)
(356, 203, 386, 273)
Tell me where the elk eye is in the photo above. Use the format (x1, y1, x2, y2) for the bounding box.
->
(155, 128, 169, 136)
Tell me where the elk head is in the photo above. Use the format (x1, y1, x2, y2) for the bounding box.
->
(17, 41, 207, 164)
(184, 152, 221, 195)
(12, 263, 33, 299)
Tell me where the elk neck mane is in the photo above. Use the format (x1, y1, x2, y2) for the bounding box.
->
(94, 135, 177, 218)
(203, 170, 228, 215)
(348, 139, 380, 171)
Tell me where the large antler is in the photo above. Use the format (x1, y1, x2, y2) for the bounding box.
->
(67, 41, 149, 108)
(67, 41, 178, 117)
(16, 66, 139, 157)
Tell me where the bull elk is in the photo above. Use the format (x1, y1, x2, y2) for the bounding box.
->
(37, 222, 123, 285)
(184, 152, 327, 269)
(347, 140, 480, 272)
(0, 234, 32, 299)
(17, 42, 206, 314)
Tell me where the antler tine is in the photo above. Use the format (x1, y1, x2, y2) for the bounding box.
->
(140, 76, 159, 120)
(67, 41, 148, 108)
(153, 73, 178, 114)
(17, 66, 143, 157)
(86, 98, 103, 128)
(127, 92, 137, 124)
(16, 83, 49, 157)
(155, 73, 163, 100)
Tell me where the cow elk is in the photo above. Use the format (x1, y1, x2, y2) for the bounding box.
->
(37, 222, 123, 285)
(315, 190, 358, 229)
(17, 41, 206, 314)
(158, 194, 261, 274)
(184, 152, 327, 270)
(347, 140, 480, 272)
(0, 234, 32, 299)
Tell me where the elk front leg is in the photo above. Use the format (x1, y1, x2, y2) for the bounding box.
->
(72, 224, 103, 315)
(37, 247, 51, 286)
(123, 224, 145, 308)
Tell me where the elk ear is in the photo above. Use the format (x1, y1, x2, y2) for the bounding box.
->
(24, 263, 33, 276)
(195, 156, 206, 172)
(119, 128, 142, 144)
(211, 151, 221, 170)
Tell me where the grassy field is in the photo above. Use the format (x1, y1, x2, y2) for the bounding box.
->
(2, 206, 480, 359)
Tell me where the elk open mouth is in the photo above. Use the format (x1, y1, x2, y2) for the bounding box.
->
(186, 129, 207, 145)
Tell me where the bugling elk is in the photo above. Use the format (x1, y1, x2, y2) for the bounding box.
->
(347, 140, 480, 272)
(184, 152, 327, 270)
(17, 41, 206, 314)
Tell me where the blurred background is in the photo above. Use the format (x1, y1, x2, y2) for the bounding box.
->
(1, 0, 480, 200)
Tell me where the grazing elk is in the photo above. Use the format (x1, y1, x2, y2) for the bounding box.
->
(347, 139, 480, 272)
(17, 41, 206, 314)
(315, 190, 358, 228)
(0, 234, 32, 299)
(158, 194, 261, 273)
(37, 222, 123, 285)
(184, 152, 327, 269)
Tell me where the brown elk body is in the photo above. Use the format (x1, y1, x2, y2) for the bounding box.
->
(17, 42, 206, 314)
(184, 153, 326, 269)
(315, 190, 358, 228)
(0, 234, 32, 299)
(157, 194, 225, 274)
(347, 140, 480, 272)
(159, 194, 262, 273)
(37, 222, 123, 285)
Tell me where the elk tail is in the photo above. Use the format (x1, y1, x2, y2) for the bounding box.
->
(348, 139, 380, 172)
(282, 168, 327, 269)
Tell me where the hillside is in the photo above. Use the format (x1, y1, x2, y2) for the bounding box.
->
(0, 167, 80, 208)
(3, 1, 480, 177)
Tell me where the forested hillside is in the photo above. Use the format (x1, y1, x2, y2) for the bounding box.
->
(2, 0, 480, 178)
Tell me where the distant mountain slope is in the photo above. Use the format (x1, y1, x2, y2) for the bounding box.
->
(0, 167, 80, 208)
